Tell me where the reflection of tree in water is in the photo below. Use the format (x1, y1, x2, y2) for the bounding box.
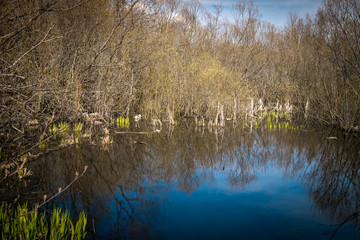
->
(261, 126, 360, 233)
(302, 134, 360, 227)
(32, 123, 360, 238)
(34, 136, 172, 239)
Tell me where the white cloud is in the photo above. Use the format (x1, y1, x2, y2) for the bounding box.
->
(198, 0, 322, 27)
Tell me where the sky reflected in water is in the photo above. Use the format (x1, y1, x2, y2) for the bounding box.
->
(30, 122, 360, 239)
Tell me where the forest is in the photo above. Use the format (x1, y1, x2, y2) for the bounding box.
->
(0, 0, 360, 161)
(0, 0, 360, 238)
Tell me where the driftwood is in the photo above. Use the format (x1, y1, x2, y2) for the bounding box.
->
(115, 130, 160, 134)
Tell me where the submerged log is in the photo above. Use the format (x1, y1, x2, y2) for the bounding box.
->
(115, 130, 160, 134)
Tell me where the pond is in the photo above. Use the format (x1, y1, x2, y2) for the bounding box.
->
(29, 120, 360, 239)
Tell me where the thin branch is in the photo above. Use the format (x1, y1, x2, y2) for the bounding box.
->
(0, 74, 26, 79)
(1, 158, 27, 181)
(4, 25, 54, 71)
(85, 0, 139, 71)
(0, 1, 60, 43)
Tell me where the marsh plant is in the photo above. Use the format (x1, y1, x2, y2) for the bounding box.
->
(73, 123, 84, 144)
(39, 141, 46, 152)
(0, 203, 87, 240)
(49, 122, 69, 136)
(115, 117, 130, 129)
(49, 124, 58, 134)
(73, 123, 83, 134)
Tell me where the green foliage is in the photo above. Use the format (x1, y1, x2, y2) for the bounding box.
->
(49, 124, 58, 134)
(73, 123, 83, 134)
(263, 119, 302, 131)
(0, 203, 87, 240)
(59, 122, 69, 132)
(49, 122, 69, 135)
(259, 111, 289, 121)
(73, 123, 84, 144)
(109, 117, 115, 125)
(39, 141, 46, 152)
(116, 117, 130, 128)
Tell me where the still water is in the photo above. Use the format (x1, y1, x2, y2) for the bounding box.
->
(32, 121, 360, 239)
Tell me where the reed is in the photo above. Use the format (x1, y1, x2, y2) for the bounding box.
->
(0, 203, 87, 240)
(116, 117, 130, 129)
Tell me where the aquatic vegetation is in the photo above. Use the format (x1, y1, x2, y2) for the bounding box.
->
(264, 119, 303, 131)
(73, 123, 84, 144)
(48, 122, 86, 146)
(49, 124, 58, 134)
(116, 117, 130, 128)
(251, 111, 303, 131)
(39, 141, 46, 152)
(49, 122, 69, 135)
(0, 203, 87, 239)
(258, 110, 290, 121)
(73, 123, 83, 133)
(59, 122, 69, 132)
(259, 111, 268, 118)
(109, 116, 115, 125)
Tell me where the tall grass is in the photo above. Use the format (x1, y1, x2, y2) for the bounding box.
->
(0, 202, 87, 240)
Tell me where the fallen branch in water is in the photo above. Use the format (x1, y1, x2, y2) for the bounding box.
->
(0, 165, 88, 227)
(329, 210, 360, 240)
(115, 130, 160, 134)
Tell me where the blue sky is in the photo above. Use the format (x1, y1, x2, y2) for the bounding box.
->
(199, 0, 323, 28)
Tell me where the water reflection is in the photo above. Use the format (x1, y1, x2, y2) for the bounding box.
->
(30, 122, 360, 239)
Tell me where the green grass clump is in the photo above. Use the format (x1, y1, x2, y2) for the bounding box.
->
(0, 203, 87, 240)
(116, 117, 130, 128)
(49, 122, 69, 135)
(49, 124, 58, 134)
(39, 141, 46, 152)
(59, 122, 69, 132)
(73, 123, 83, 133)
(73, 123, 84, 144)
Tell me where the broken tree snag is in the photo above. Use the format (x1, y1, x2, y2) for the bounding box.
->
(250, 98, 254, 117)
(233, 97, 237, 124)
(258, 98, 264, 112)
(220, 103, 225, 127)
(215, 102, 220, 126)
(305, 100, 310, 120)
(151, 119, 162, 129)
(167, 104, 175, 125)
(285, 100, 293, 120)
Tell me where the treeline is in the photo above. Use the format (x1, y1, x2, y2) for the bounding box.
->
(0, 0, 359, 135)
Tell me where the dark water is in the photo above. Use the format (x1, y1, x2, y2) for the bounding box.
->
(30, 121, 360, 239)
